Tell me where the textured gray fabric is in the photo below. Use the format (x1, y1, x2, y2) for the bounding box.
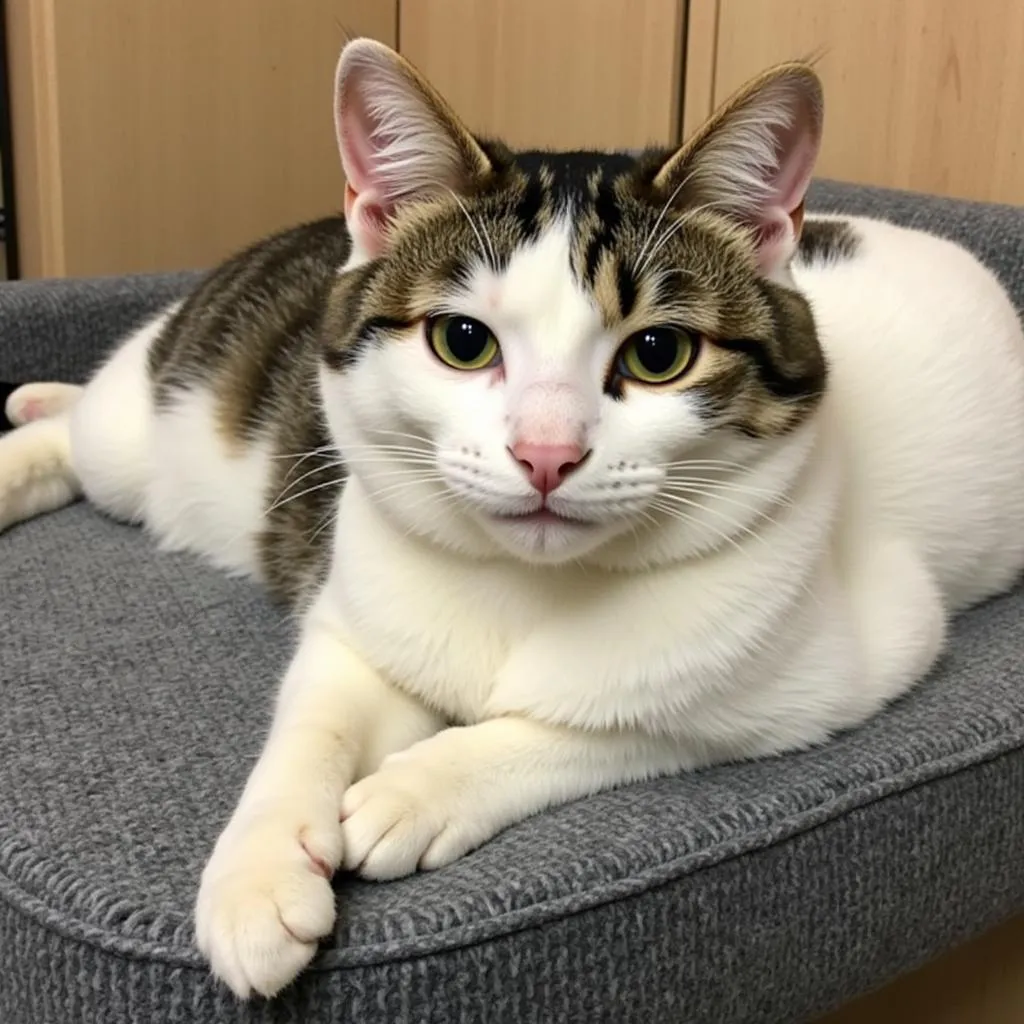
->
(0, 270, 201, 384)
(1, 180, 1023, 1024)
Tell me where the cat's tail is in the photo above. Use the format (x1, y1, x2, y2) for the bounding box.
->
(0, 383, 85, 532)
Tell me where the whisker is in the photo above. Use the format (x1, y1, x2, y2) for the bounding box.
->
(273, 459, 346, 502)
(264, 476, 346, 516)
(649, 493, 757, 552)
(659, 459, 754, 471)
(277, 446, 339, 485)
(387, 487, 467, 540)
(638, 213, 694, 277)
(366, 428, 439, 449)
(269, 444, 336, 461)
(635, 165, 698, 275)
(647, 498, 749, 557)
(444, 186, 496, 272)
(308, 510, 339, 546)
(662, 485, 792, 528)
(366, 475, 445, 503)
(664, 477, 793, 505)
(341, 450, 437, 466)
(357, 465, 442, 479)
(340, 444, 436, 456)
(639, 196, 736, 277)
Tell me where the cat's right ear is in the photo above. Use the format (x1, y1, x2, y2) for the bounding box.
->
(334, 39, 493, 260)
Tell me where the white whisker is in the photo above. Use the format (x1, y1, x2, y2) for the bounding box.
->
(639, 196, 736, 277)
(342, 450, 437, 466)
(264, 476, 346, 516)
(367, 428, 439, 449)
(647, 497, 750, 557)
(635, 165, 698, 274)
(444, 186, 496, 272)
(665, 477, 793, 505)
(270, 444, 336, 461)
(649, 492, 762, 551)
(367, 474, 445, 503)
(663, 485, 792, 532)
(273, 459, 346, 503)
(660, 458, 754, 472)
(277, 446, 339, 485)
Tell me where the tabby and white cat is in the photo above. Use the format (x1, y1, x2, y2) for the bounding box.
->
(3, 38, 1023, 1000)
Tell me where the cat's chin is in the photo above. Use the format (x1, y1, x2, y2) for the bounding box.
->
(478, 510, 612, 565)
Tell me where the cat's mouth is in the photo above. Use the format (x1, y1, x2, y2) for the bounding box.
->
(492, 506, 594, 527)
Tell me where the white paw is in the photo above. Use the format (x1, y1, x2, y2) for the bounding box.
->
(194, 804, 343, 999)
(5, 382, 82, 426)
(340, 748, 489, 880)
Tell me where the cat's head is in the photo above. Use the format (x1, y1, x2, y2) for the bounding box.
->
(318, 39, 827, 567)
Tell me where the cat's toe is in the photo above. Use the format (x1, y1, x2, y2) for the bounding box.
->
(340, 762, 476, 880)
(195, 811, 342, 998)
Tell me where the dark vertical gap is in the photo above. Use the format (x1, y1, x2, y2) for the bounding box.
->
(671, 1, 689, 147)
(394, 0, 402, 53)
(0, 0, 20, 279)
(709, 0, 722, 121)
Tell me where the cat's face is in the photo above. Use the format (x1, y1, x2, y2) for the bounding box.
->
(318, 41, 826, 566)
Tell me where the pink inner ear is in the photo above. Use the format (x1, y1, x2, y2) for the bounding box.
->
(754, 208, 798, 274)
(337, 80, 380, 200)
(768, 119, 820, 218)
(347, 190, 389, 259)
(336, 65, 396, 258)
(752, 106, 821, 274)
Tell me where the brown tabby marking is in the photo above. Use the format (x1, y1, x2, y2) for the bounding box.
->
(144, 68, 830, 604)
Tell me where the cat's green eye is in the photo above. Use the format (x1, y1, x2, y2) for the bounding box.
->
(427, 314, 501, 371)
(618, 326, 698, 385)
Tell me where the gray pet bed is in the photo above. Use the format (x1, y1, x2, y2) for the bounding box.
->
(2, 179, 1023, 1024)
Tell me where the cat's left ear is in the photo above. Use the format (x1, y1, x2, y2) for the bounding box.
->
(334, 39, 493, 260)
(651, 63, 823, 276)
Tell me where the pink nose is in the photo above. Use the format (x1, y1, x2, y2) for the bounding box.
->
(510, 442, 588, 495)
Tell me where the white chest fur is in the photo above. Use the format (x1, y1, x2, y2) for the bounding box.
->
(323, 451, 872, 763)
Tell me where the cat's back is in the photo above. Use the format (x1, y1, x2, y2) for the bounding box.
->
(142, 215, 352, 602)
(793, 214, 1024, 608)
(149, 215, 350, 407)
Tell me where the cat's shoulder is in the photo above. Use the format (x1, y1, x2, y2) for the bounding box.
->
(798, 211, 989, 278)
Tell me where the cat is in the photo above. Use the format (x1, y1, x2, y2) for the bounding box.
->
(3, 37, 1024, 1001)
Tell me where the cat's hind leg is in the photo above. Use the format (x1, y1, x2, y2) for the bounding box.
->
(0, 414, 81, 532)
(0, 303, 178, 533)
(5, 382, 83, 426)
(0, 384, 86, 532)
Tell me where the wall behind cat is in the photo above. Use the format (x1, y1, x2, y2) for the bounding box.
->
(6, 0, 1021, 280)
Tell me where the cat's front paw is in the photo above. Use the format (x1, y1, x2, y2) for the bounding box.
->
(194, 805, 343, 999)
(341, 743, 491, 880)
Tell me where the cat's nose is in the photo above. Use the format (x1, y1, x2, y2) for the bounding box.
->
(509, 442, 589, 495)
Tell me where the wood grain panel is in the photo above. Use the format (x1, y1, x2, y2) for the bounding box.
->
(680, 0, 719, 140)
(399, 0, 684, 151)
(818, 914, 1024, 1023)
(712, 0, 1024, 204)
(9, 0, 396, 278)
(7, 0, 65, 277)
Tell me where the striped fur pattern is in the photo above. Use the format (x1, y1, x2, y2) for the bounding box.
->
(146, 148, 830, 601)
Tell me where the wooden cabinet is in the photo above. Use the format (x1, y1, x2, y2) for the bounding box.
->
(399, 0, 684, 151)
(6, 0, 395, 278)
(5, 0, 1024, 277)
(684, 0, 1024, 205)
